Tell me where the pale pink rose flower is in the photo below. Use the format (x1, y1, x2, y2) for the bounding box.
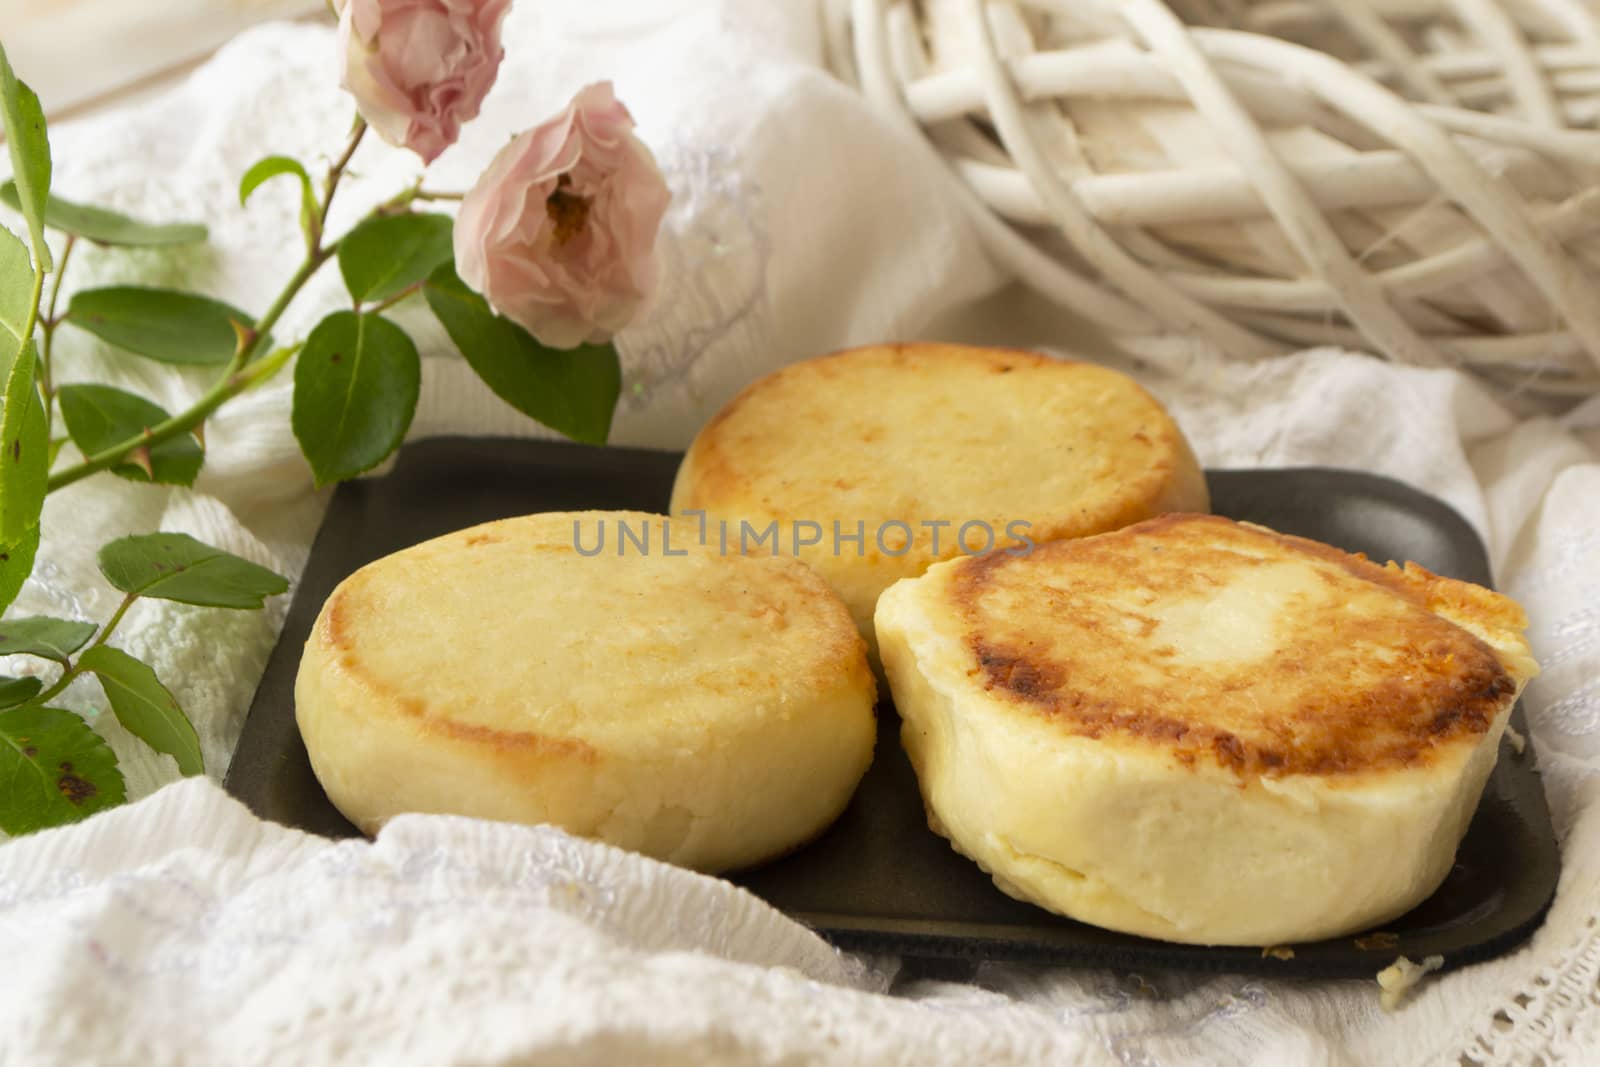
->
(338, 0, 511, 164)
(453, 81, 672, 349)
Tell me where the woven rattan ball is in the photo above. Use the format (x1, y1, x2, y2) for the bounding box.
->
(828, 0, 1600, 403)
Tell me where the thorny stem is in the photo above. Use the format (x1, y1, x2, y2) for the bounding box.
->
(373, 182, 466, 218)
(367, 280, 425, 316)
(42, 235, 74, 330)
(312, 119, 367, 249)
(46, 339, 307, 492)
(47, 120, 371, 492)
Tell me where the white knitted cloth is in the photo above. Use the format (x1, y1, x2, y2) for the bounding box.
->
(3, 4, 1599, 1064)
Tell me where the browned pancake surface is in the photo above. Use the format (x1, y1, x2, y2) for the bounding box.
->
(948, 514, 1523, 778)
(674, 342, 1208, 563)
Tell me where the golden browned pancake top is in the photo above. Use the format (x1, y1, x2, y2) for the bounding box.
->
(674, 343, 1205, 562)
(948, 514, 1525, 778)
(317, 512, 870, 758)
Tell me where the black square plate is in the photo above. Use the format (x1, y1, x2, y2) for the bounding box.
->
(224, 436, 1559, 978)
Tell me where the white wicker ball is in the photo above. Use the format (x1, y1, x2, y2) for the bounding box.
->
(827, 0, 1600, 402)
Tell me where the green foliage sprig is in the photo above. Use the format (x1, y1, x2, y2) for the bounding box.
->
(0, 39, 623, 833)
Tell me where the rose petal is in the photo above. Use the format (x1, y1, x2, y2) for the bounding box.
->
(339, 0, 508, 162)
(452, 81, 671, 348)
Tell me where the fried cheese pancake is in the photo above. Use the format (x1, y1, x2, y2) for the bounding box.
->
(296, 511, 876, 873)
(874, 514, 1538, 945)
(669, 343, 1208, 665)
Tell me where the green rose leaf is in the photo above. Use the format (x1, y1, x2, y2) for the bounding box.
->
(240, 156, 312, 207)
(0, 523, 40, 617)
(0, 675, 41, 709)
(0, 338, 48, 544)
(423, 263, 620, 445)
(0, 241, 35, 580)
(0, 182, 207, 247)
(0, 45, 51, 271)
(238, 155, 313, 209)
(0, 226, 33, 360)
(239, 156, 315, 244)
(0, 616, 97, 663)
(98, 532, 288, 609)
(78, 645, 203, 776)
(65, 286, 257, 366)
(0, 706, 125, 835)
(291, 311, 419, 487)
(58, 383, 203, 486)
(338, 212, 454, 305)
(0, 242, 33, 578)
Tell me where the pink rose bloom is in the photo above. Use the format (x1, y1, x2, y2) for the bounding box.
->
(338, 0, 511, 164)
(454, 81, 671, 349)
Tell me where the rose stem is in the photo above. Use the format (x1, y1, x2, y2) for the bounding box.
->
(48, 121, 371, 492)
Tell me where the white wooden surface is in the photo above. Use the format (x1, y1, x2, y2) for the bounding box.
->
(0, 0, 325, 116)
